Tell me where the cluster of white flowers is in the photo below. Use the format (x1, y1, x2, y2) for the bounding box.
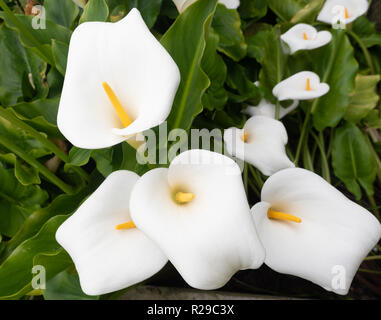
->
(58, 2, 381, 296)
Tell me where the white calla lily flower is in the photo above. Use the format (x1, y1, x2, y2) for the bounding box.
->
(224, 116, 295, 176)
(57, 9, 180, 149)
(252, 168, 381, 295)
(130, 149, 265, 290)
(317, 0, 369, 25)
(56, 171, 168, 296)
(273, 71, 329, 101)
(244, 99, 299, 119)
(281, 24, 332, 54)
(173, 0, 239, 13)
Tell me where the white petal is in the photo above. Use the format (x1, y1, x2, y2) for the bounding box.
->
(244, 99, 299, 119)
(58, 9, 180, 149)
(224, 116, 295, 176)
(317, 0, 369, 24)
(56, 170, 168, 295)
(130, 149, 265, 290)
(281, 24, 332, 54)
(273, 71, 329, 101)
(252, 168, 381, 295)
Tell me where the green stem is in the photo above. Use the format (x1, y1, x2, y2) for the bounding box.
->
(275, 101, 280, 120)
(0, 0, 55, 66)
(0, 135, 74, 194)
(364, 132, 381, 185)
(365, 256, 381, 261)
(347, 30, 375, 74)
(311, 131, 331, 183)
(286, 145, 295, 162)
(243, 162, 248, 197)
(0, 106, 89, 182)
(247, 178, 260, 198)
(302, 141, 314, 172)
(294, 105, 312, 166)
(358, 268, 381, 275)
(367, 194, 381, 221)
(248, 165, 264, 189)
(294, 27, 340, 165)
(269, 6, 287, 23)
(326, 128, 334, 159)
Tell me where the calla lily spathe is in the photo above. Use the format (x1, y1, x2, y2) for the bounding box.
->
(244, 99, 299, 120)
(252, 168, 381, 295)
(173, 0, 239, 13)
(224, 116, 295, 176)
(57, 9, 180, 149)
(281, 24, 332, 54)
(56, 171, 168, 295)
(317, 0, 369, 25)
(129, 149, 265, 290)
(273, 71, 329, 101)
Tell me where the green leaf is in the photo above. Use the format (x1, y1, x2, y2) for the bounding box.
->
(212, 4, 247, 61)
(11, 98, 60, 126)
(0, 215, 71, 299)
(0, 25, 46, 105)
(45, 0, 79, 29)
(226, 60, 260, 102)
(91, 142, 143, 177)
(44, 270, 99, 300)
(79, 0, 109, 23)
(201, 29, 228, 111)
(23, 46, 49, 99)
(126, 0, 163, 29)
(91, 147, 115, 177)
(247, 27, 286, 103)
(1, 172, 103, 260)
(364, 110, 381, 129)
(0, 116, 52, 159)
(311, 29, 358, 131)
(267, 0, 308, 22)
(109, 4, 127, 22)
(52, 40, 69, 75)
(7, 108, 61, 139)
(120, 142, 140, 172)
(238, 0, 267, 20)
(290, 0, 325, 24)
(0, 25, 25, 105)
(352, 16, 381, 48)
(0, 234, 3, 256)
(332, 122, 376, 200)
(0, 152, 16, 165)
(160, 0, 218, 131)
(47, 68, 64, 99)
(15, 159, 41, 186)
(68, 147, 92, 166)
(0, 166, 48, 237)
(0, 12, 72, 60)
(344, 74, 380, 123)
